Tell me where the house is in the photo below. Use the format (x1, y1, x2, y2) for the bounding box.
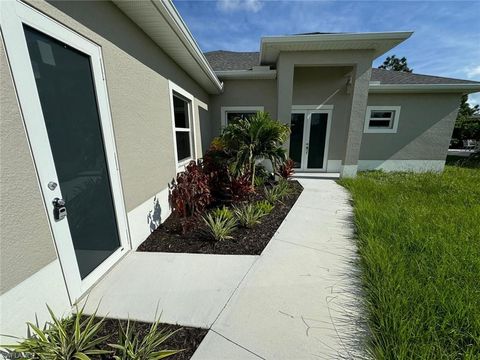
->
(1, 0, 479, 341)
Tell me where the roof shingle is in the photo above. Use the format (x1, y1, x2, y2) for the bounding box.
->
(204, 51, 259, 71)
(204, 51, 480, 85)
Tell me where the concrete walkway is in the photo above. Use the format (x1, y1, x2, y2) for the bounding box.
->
(192, 178, 364, 360)
(82, 252, 258, 328)
(82, 178, 363, 359)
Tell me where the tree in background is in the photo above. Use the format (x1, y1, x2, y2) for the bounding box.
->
(451, 95, 480, 146)
(379, 55, 413, 72)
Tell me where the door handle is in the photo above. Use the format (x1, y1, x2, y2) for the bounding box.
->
(52, 197, 67, 221)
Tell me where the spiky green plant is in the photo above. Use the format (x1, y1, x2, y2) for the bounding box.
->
(276, 178, 293, 198)
(221, 111, 290, 187)
(254, 200, 274, 215)
(210, 206, 234, 220)
(2, 304, 110, 360)
(234, 203, 267, 228)
(109, 318, 181, 360)
(201, 213, 237, 241)
(264, 179, 292, 204)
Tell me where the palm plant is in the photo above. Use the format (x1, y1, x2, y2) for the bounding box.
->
(221, 112, 290, 187)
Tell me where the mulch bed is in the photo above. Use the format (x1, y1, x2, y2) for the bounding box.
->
(95, 318, 208, 360)
(138, 180, 303, 255)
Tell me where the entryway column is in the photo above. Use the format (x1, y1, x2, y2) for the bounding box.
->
(341, 63, 372, 178)
(277, 54, 294, 150)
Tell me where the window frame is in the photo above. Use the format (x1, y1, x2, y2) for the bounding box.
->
(169, 81, 196, 170)
(221, 106, 264, 128)
(364, 106, 401, 134)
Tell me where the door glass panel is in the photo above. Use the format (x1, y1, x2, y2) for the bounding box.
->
(24, 25, 121, 279)
(307, 113, 328, 169)
(289, 113, 305, 168)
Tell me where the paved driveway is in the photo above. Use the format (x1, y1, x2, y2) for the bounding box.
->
(192, 178, 365, 360)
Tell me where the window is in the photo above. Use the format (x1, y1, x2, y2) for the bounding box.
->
(221, 106, 264, 127)
(364, 106, 401, 133)
(226, 112, 255, 125)
(169, 81, 196, 167)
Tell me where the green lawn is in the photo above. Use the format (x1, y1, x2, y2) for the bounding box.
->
(339, 162, 480, 359)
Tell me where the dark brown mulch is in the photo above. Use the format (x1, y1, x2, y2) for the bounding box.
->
(137, 180, 303, 255)
(95, 318, 207, 360)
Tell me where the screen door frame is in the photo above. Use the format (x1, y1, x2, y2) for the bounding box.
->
(0, 0, 131, 303)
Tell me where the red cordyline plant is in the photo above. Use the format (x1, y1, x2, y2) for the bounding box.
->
(277, 159, 295, 179)
(230, 171, 254, 201)
(202, 139, 254, 202)
(168, 160, 212, 218)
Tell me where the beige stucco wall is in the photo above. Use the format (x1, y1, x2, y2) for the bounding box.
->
(1, 0, 211, 292)
(276, 50, 374, 173)
(0, 36, 57, 295)
(360, 93, 461, 160)
(28, 0, 210, 211)
(209, 78, 277, 142)
(292, 66, 354, 161)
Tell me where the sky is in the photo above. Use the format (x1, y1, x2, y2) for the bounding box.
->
(173, 0, 480, 106)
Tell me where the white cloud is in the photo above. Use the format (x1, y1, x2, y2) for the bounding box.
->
(466, 65, 480, 79)
(217, 0, 263, 13)
(469, 93, 480, 107)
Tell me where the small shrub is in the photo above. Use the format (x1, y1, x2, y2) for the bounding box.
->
(109, 318, 181, 360)
(264, 180, 292, 203)
(202, 213, 237, 241)
(277, 159, 295, 179)
(254, 165, 272, 188)
(276, 178, 293, 198)
(230, 172, 254, 201)
(221, 111, 290, 187)
(210, 206, 234, 220)
(234, 203, 266, 228)
(168, 160, 212, 218)
(264, 186, 282, 203)
(255, 200, 274, 215)
(202, 140, 254, 203)
(3, 304, 110, 359)
(254, 175, 266, 188)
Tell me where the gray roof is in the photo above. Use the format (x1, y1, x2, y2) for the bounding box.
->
(371, 68, 479, 85)
(204, 51, 480, 85)
(205, 51, 259, 71)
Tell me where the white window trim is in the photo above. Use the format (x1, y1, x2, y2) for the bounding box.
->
(221, 106, 264, 128)
(168, 81, 196, 170)
(364, 106, 401, 133)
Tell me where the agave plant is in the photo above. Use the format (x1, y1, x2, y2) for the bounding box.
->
(2, 304, 110, 360)
(234, 203, 267, 228)
(201, 212, 237, 241)
(109, 318, 181, 360)
(221, 112, 290, 187)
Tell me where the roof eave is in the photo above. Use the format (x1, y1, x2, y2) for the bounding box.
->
(369, 83, 480, 94)
(260, 31, 413, 65)
(215, 69, 277, 80)
(112, 0, 223, 94)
